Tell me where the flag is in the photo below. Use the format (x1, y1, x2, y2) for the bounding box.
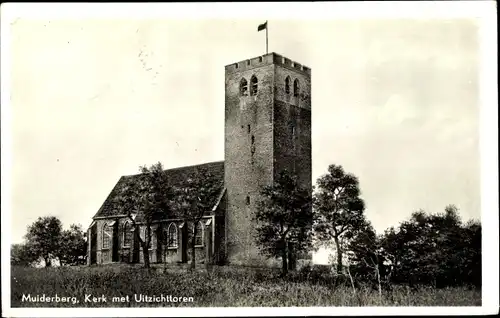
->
(257, 21, 267, 32)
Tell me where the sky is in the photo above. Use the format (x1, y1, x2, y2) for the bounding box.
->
(4, 10, 483, 264)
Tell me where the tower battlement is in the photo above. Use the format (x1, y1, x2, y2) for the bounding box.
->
(225, 52, 311, 76)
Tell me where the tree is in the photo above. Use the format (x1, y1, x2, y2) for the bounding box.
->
(379, 205, 481, 288)
(346, 221, 393, 294)
(313, 164, 367, 274)
(114, 162, 173, 268)
(460, 219, 481, 287)
(254, 170, 314, 275)
(170, 167, 222, 269)
(346, 220, 378, 267)
(11, 243, 38, 266)
(58, 224, 87, 266)
(24, 216, 63, 267)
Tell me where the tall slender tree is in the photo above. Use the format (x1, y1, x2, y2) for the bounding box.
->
(313, 164, 366, 274)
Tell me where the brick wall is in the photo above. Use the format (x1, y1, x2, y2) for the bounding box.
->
(91, 216, 218, 265)
(225, 58, 275, 265)
(273, 101, 312, 190)
(224, 54, 312, 266)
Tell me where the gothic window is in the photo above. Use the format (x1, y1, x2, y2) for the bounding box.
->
(142, 227, 154, 250)
(194, 221, 203, 246)
(123, 222, 132, 247)
(167, 223, 178, 248)
(102, 224, 111, 249)
(150, 229, 155, 250)
(250, 75, 258, 96)
(285, 76, 291, 94)
(293, 79, 300, 97)
(240, 78, 248, 96)
(246, 196, 251, 205)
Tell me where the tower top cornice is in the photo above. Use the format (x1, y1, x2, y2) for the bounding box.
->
(225, 52, 311, 77)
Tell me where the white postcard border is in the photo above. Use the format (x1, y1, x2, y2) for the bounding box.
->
(1, 1, 498, 316)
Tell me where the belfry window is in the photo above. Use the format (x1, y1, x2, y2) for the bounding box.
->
(285, 76, 291, 94)
(250, 75, 258, 96)
(251, 135, 256, 164)
(240, 78, 248, 96)
(251, 135, 256, 155)
(293, 79, 300, 97)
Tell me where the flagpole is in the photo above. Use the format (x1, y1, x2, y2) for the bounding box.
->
(258, 21, 268, 54)
(266, 21, 268, 54)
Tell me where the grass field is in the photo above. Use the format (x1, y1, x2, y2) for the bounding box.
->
(11, 264, 481, 307)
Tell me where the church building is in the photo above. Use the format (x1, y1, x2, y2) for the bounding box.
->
(87, 52, 312, 266)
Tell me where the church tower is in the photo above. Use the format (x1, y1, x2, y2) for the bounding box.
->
(224, 53, 312, 264)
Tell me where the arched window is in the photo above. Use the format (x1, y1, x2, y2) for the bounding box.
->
(102, 224, 111, 249)
(149, 228, 154, 250)
(285, 76, 291, 94)
(123, 222, 132, 247)
(167, 223, 178, 248)
(250, 75, 258, 96)
(293, 79, 300, 97)
(194, 221, 203, 246)
(240, 78, 248, 96)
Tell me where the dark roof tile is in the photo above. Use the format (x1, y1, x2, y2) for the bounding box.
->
(93, 161, 224, 219)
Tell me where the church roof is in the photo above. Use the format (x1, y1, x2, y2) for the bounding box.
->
(92, 161, 225, 220)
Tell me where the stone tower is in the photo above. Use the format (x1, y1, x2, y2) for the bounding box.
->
(224, 53, 312, 265)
